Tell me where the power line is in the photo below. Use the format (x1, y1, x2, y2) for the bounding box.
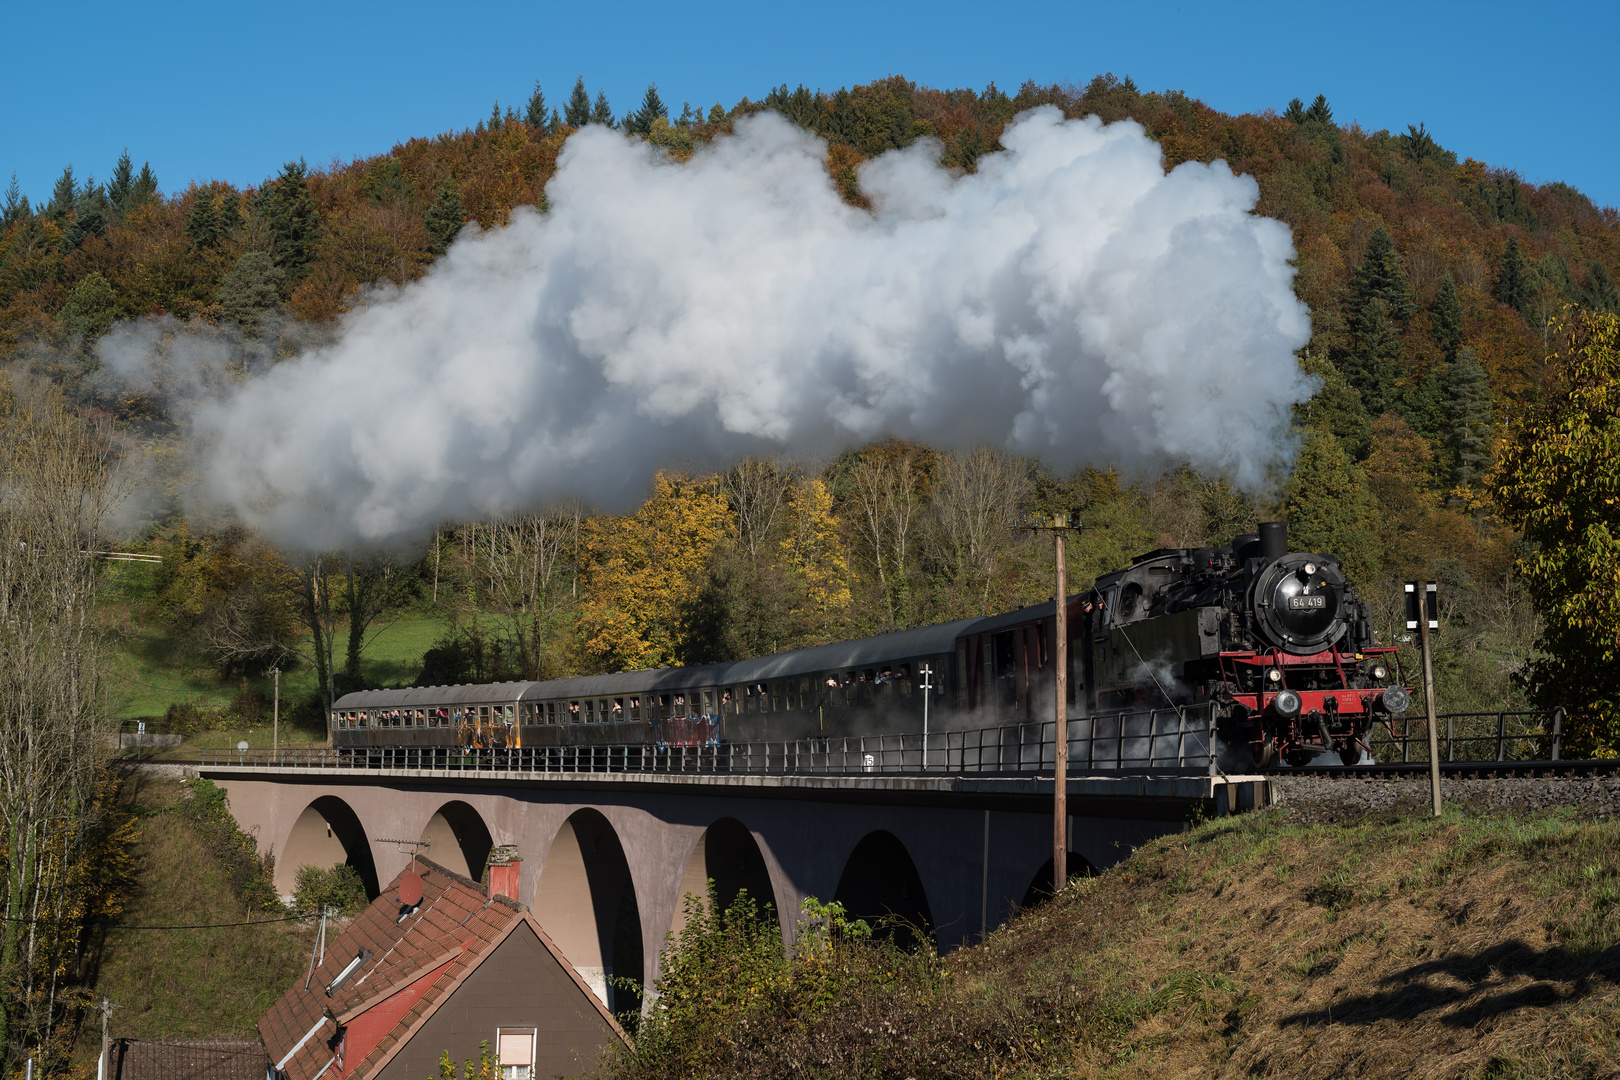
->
(0, 912, 314, 930)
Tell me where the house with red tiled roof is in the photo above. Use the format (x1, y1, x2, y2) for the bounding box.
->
(259, 856, 627, 1080)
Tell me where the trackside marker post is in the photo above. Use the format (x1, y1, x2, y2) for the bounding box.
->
(1407, 582, 1441, 816)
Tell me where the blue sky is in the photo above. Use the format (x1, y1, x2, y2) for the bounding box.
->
(4, 0, 1615, 210)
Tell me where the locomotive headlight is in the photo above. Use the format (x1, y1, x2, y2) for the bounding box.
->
(1272, 689, 1302, 717)
(1381, 687, 1411, 715)
(1370, 663, 1389, 681)
(1266, 668, 1283, 683)
(1304, 562, 1317, 575)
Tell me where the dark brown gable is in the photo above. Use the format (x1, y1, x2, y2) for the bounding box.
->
(373, 921, 623, 1080)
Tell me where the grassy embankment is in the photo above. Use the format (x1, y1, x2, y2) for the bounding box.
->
(608, 805, 1620, 1079)
(83, 774, 315, 1057)
(102, 610, 450, 749)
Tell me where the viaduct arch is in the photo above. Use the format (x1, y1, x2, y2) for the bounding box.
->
(533, 809, 643, 1015)
(416, 800, 494, 882)
(832, 830, 933, 949)
(668, 817, 778, 942)
(274, 796, 380, 900)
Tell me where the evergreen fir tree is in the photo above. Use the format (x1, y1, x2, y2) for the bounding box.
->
(565, 76, 591, 127)
(60, 271, 119, 342)
(46, 166, 77, 220)
(216, 251, 286, 335)
(1304, 94, 1333, 124)
(628, 83, 669, 135)
(216, 185, 241, 236)
(2, 174, 27, 230)
(60, 179, 109, 251)
(525, 81, 547, 127)
(107, 150, 134, 215)
(708, 103, 726, 125)
(265, 160, 321, 276)
(1494, 236, 1530, 318)
(505, 105, 518, 125)
(548, 107, 561, 133)
(425, 180, 465, 255)
(1283, 97, 1306, 124)
(1444, 347, 1494, 489)
(1430, 272, 1463, 361)
(489, 101, 503, 130)
(1285, 428, 1380, 584)
(131, 162, 159, 206)
(1299, 352, 1373, 460)
(185, 187, 220, 248)
(1580, 260, 1618, 314)
(1349, 226, 1416, 323)
(1396, 365, 1447, 446)
(590, 89, 615, 126)
(1344, 298, 1403, 416)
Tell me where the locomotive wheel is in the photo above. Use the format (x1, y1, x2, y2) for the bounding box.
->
(1338, 741, 1363, 767)
(1252, 737, 1277, 769)
(1283, 746, 1315, 769)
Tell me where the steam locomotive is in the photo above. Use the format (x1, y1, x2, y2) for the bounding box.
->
(331, 521, 1409, 769)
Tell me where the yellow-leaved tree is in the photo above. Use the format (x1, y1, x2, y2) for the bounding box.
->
(580, 472, 729, 671)
(778, 476, 852, 639)
(1498, 309, 1620, 753)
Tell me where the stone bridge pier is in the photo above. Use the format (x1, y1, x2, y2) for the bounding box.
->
(208, 769, 1227, 1009)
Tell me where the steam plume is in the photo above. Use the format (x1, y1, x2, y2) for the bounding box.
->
(103, 106, 1314, 550)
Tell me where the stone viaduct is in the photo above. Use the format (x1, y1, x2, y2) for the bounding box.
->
(205, 763, 1265, 1010)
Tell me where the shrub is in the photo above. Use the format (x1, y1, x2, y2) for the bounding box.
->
(291, 863, 367, 917)
(179, 778, 282, 912)
(164, 699, 223, 738)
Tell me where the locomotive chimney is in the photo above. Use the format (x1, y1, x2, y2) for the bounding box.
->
(1259, 521, 1288, 561)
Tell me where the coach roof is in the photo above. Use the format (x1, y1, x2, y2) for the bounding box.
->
(332, 682, 536, 711)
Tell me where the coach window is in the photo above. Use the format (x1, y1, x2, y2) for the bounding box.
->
(658, 694, 671, 719)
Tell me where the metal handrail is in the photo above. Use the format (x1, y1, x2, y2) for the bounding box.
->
(181, 707, 1571, 776)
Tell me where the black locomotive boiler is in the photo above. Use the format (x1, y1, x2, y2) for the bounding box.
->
(331, 522, 1409, 770)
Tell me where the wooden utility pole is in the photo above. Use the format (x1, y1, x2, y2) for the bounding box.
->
(1053, 527, 1069, 891)
(270, 666, 281, 754)
(1020, 511, 1081, 894)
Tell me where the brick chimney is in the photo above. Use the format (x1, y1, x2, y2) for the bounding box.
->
(488, 845, 521, 902)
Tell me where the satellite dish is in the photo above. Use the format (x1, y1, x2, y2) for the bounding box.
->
(399, 872, 424, 907)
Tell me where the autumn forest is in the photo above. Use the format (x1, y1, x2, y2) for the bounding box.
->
(3, 71, 1619, 744)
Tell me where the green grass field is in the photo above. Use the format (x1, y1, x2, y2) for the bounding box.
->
(107, 612, 452, 721)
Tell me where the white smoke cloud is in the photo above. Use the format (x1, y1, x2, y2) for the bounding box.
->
(105, 106, 1314, 550)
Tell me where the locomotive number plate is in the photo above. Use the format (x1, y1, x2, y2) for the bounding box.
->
(1289, 595, 1327, 610)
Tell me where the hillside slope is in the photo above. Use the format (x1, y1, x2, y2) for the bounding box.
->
(84, 775, 313, 1050)
(607, 802, 1620, 1079)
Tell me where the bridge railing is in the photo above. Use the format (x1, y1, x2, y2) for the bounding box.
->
(184, 705, 1580, 775)
(189, 705, 1222, 775)
(1368, 710, 1564, 764)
